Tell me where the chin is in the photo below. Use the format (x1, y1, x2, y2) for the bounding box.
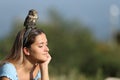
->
(37, 58, 47, 63)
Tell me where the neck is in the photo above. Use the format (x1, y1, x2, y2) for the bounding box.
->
(15, 56, 37, 73)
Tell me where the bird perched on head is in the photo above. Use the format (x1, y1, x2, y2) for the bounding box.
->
(24, 9, 39, 29)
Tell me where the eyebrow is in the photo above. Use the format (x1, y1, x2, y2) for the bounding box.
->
(37, 42, 48, 44)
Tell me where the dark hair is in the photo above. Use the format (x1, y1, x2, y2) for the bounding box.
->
(23, 28, 44, 48)
(3, 28, 44, 63)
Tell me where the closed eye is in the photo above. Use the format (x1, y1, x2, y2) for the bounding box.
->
(38, 45, 43, 48)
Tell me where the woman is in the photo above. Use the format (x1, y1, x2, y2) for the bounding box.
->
(0, 26, 51, 80)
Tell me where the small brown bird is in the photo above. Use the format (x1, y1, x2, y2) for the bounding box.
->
(24, 9, 38, 29)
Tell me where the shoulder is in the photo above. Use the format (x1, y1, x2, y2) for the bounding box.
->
(0, 62, 18, 80)
(0, 62, 16, 73)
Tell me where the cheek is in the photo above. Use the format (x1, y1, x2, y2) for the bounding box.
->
(29, 47, 48, 62)
(30, 50, 42, 57)
(35, 52, 48, 62)
(30, 47, 42, 54)
(30, 49, 47, 59)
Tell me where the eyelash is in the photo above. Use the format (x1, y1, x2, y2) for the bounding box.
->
(39, 46, 43, 48)
(38, 44, 48, 48)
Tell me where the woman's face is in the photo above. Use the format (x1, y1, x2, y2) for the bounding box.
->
(29, 33, 49, 63)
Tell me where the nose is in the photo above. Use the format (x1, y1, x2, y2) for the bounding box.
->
(45, 46, 49, 52)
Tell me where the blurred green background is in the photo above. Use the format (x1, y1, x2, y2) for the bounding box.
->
(0, 1, 120, 80)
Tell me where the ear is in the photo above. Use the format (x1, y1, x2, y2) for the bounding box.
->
(23, 47, 30, 55)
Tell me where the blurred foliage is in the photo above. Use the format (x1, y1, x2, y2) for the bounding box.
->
(0, 9, 120, 79)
